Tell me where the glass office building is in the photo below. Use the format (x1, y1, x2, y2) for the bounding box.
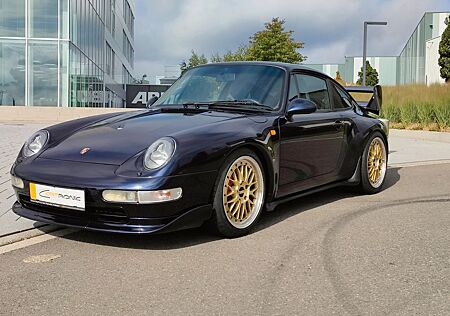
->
(0, 0, 135, 107)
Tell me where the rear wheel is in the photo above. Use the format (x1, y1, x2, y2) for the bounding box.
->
(211, 150, 265, 238)
(359, 132, 388, 194)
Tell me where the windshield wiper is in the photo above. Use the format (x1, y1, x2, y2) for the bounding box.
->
(210, 100, 274, 112)
(182, 102, 212, 107)
(155, 103, 209, 113)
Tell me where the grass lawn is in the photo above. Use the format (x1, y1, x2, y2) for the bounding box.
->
(381, 84, 450, 132)
(348, 84, 450, 132)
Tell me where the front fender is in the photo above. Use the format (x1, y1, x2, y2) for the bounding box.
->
(116, 116, 279, 182)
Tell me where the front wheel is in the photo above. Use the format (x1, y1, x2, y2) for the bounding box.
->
(359, 132, 388, 194)
(211, 150, 266, 238)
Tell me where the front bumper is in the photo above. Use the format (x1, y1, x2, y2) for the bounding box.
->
(12, 202, 212, 234)
(11, 158, 216, 234)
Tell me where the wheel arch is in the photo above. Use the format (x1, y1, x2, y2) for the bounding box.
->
(361, 125, 389, 157)
(210, 142, 276, 204)
(349, 125, 389, 184)
(242, 142, 276, 202)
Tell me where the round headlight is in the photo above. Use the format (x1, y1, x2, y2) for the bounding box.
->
(144, 137, 176, 170)
(23, 130, 49, 158)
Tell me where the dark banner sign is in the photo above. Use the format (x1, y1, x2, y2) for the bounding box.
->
(126, 84, 170, 108)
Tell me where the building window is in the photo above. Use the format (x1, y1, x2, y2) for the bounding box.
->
(122, 64, 132, 86)
(0, 40, 26, 106)
(123, 0, 134, 36)
(0, 0, 26, 37)
(111, 0, 115, 37)
(29, 0, 59, 38)
(28, 41, 58, 106)
(60, 42, 69, 107)
(70, 0, 78, 44)
(122, 30, 133, 66)
(60, 0, 69, 39)
(111, 50, 115, 79)
(106, 43, 112, 75)
(105, 0, 111, 32)
(69, 44, 81, 107)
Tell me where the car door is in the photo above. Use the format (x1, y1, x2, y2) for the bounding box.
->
(328, 81, 361, 179)
(277, 72, 346, 197)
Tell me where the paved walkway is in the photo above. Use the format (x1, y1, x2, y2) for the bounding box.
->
(0, 123, 46, 237)
(389, 129, 450, 166)
(0, 124, 450, 238)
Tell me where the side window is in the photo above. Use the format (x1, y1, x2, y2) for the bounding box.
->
(332, 83, 353, 109)
(288, 75, 299, 101)
(296, 74, 331, 110)
(330, 83, 348, 109)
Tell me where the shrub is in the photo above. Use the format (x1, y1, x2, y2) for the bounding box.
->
(381, 104, 401, 122)
(434, 102, 450, 129)
(416, 102, 436, 126)
(399, 102, 419, 124)
(380, 84, 450, 130)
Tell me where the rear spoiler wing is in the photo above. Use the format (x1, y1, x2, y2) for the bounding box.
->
(344, 85, 383, 115)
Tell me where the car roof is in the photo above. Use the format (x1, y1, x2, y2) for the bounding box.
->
(195, 61, 327, 75)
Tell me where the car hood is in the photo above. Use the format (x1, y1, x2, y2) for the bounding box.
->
(39, 110, 250, 165)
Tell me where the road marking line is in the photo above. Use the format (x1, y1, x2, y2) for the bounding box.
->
(0, 228, 78, 255)
(389, 160, 450, 168)
(23, 254, 61, 263)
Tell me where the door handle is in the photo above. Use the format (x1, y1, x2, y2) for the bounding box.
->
(333, 120, 344, 129)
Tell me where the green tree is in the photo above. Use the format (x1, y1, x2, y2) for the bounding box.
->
(357, 61, 379, 86)
(246, 18, 306, 63)
(438, 16, 450, 82)
(223, 45, 249, 61)
(210, 45, 250, 63)
(183, 18, 307, 67)
(210, 53, 223, 63)
(180, 50, 208, 74)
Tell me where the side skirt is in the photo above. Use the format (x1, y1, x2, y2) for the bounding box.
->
(266, 158, 361, 212)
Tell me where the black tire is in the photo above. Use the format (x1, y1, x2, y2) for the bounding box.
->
(359, 132, 388, 194)
(209, 149, 266, 238)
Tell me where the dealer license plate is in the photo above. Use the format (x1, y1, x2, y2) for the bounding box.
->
(29, 183, 85, 211)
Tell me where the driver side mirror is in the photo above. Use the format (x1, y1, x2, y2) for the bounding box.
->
(146, 96, 159, 108)
(287, 98, 317, 117)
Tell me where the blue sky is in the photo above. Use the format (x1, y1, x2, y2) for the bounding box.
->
(134, 0, 450, 82)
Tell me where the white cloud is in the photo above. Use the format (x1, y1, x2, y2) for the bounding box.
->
(134, 0, 450, 82)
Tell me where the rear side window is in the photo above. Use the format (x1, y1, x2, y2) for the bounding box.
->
(331, 83, 353, 109)
(295, 74, 331, 110)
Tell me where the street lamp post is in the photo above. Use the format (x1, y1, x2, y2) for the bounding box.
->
(0, 90, 5, 106)
(363, 21, 387, 86)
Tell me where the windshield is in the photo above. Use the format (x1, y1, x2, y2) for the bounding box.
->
(155, 65, 285, 109)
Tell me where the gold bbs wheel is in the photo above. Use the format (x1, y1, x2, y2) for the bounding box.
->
(367, 137, 387, 189)
(222, 156, 264, 229)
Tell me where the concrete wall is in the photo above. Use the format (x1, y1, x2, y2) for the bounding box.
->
(306, 57, 398, 86)
(351, 57, 398, 86)
(398, 12, 449, 84)
(425, 36, 446, 85)
(305, 64, 338, 78)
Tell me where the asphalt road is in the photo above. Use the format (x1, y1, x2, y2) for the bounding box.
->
(1, 163, 449, 315)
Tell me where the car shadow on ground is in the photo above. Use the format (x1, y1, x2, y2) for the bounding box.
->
(256, 167, 401, 233)
(50, 168, 401, 250)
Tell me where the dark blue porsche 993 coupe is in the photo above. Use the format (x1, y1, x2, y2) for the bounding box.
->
(11, 62, 389, 238)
